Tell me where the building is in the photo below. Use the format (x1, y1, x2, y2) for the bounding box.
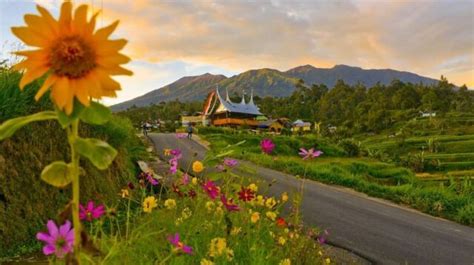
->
(203, 86, 263, 127)
(258, 119, 286, 133)
(291, 119, 311, 132)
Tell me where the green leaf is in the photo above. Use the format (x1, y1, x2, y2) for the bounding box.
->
(56, 101, 85, 128)
(74, 138, 117, 170)
(40, 161, 73, 188)
(0, 111, 57, 140)
(80, 102, 111, 125)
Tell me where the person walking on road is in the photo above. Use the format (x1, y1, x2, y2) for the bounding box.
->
(187, 123, 193, 139)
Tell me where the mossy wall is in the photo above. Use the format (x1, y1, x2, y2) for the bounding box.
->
(0, 69, 145, 256)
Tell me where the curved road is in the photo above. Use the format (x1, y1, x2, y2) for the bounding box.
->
(149, 133, 474, 265)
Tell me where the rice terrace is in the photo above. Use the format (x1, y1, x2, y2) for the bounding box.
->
(0, 0, 473, 265)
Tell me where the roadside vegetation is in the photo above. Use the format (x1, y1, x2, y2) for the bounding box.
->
(199, 129, 473, 226)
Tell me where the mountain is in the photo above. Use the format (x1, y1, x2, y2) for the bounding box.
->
(285, 64, 438, 88)
(112, 73, 227, 111)
(111, 65, 439, 111)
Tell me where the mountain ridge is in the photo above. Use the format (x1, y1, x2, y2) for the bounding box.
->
(111, 64, 439, 111)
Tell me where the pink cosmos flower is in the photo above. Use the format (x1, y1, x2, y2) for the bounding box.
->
(317, 229, 329, 244)
(298, 148, 323, 160)
(260, 139, 275, 154)
(79, 201, 105, 222)
(175, 133, 187, 139)
(168, 233, 193, 254)
(224, 158, 239, 167)
(220, 194, 240, 212)
(181, 173, 190, 185)
(169, 157, 179, 174)
(202, 180, 220, 200)
(170, 149, 182, 159)
(145, 172, 159, 186)
(36, 220, 74, 258)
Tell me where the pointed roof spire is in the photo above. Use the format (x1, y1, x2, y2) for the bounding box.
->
(249, 89, 255, 105)
(240, 90, 246, 105)
(225, 87, 230, 102)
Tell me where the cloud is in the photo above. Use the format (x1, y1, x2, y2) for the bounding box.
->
(88, 0, 472, 86)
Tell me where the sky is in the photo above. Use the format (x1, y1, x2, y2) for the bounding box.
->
(0, 0, 473, 105)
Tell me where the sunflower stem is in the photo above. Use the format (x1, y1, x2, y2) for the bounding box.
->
(68, 119, 82, 263)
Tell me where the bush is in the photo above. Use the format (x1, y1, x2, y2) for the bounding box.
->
(0, 70, 147, 257)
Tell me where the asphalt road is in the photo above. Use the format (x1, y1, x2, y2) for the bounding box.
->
(149, 133, 474, 265)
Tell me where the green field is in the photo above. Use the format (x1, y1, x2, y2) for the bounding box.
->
(200, 129, 473, 225)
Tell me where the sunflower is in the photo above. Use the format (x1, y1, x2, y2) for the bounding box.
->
(11, 2, 132, 114)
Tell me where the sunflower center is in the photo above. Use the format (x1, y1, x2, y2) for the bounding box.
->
(49, 36, 96, 79)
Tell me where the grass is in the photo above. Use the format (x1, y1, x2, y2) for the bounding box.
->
(67, 158, 326, 264)
(201, 132, 474, 226)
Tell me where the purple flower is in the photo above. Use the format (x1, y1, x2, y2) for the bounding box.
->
(175, 133, 187, 139)
(145, 172, 159, 186)
(168, 233, 193, 254)
(260, 139, 275, 154)
(169, 157, 179, 174)
(220, 194, 240, 212)
(181, 173, 190, 185)
(79, 201, 105, 222)
(202, 180, 220, 200)
(298, 148, 323, 160)
(170, 149, 182, 159)
(36, 220, 74, 258)
(317, 229, 329, 244)
(224, 158, 238, 167)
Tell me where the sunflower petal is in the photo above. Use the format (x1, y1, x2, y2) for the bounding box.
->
(85, 71, 103, 99)
(95, 39, 128, 55)
(85, 11, 100, 35)
(94, 20, 119, 40)
(74, 5, 88, 34)
(19, 66, 49, 90)
(14, 49, 48, 61)
(58, 1, 73, 32)
(51, 77, 72, 110)
(11, 27, 49, 47)
(97, 53, 131, 67)
(36, 5, 59, 34)
(35, 75, 56, 100)
(73, 78, 90, 106)
(107, 66, 133, 76)
(24, 14, 56, 39)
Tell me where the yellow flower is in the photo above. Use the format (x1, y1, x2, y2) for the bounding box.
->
(256, 195, 265, 206)
(120, 188, 129, 198)
(230, 226, 242, 236)
(192, 161, 204, 173)
(200, 259, 214, 265)
(206, 201, 215, 212)
(164, 149, 171, 156)
(248, 183, 258, 192)
(215, 206, 224, 216)
(11, 2, 132, 114)
(142, 196, 157, 213)
(266, 211, 277, 221)
(164, 199, 176, 210)
(192, 177, 198, 185)
(251, 212, 260, 223)
(265, 197, 277, 208)
(279, 259, 291, 265)
(281, 192, 288, 203)
(226, 249, 234, 261)
(181, 207, 192, 219)
(318, 251, 323, 256)
(278, 236, 286, 245)
(325, 258, 331, 264)
(209, 237, 227, 257)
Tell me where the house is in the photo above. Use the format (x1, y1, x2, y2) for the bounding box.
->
(258, 119, 285, 133)
(291, 119, 311, 132)
(203, 86, 263, 127)
(180, 114, 204, 127)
